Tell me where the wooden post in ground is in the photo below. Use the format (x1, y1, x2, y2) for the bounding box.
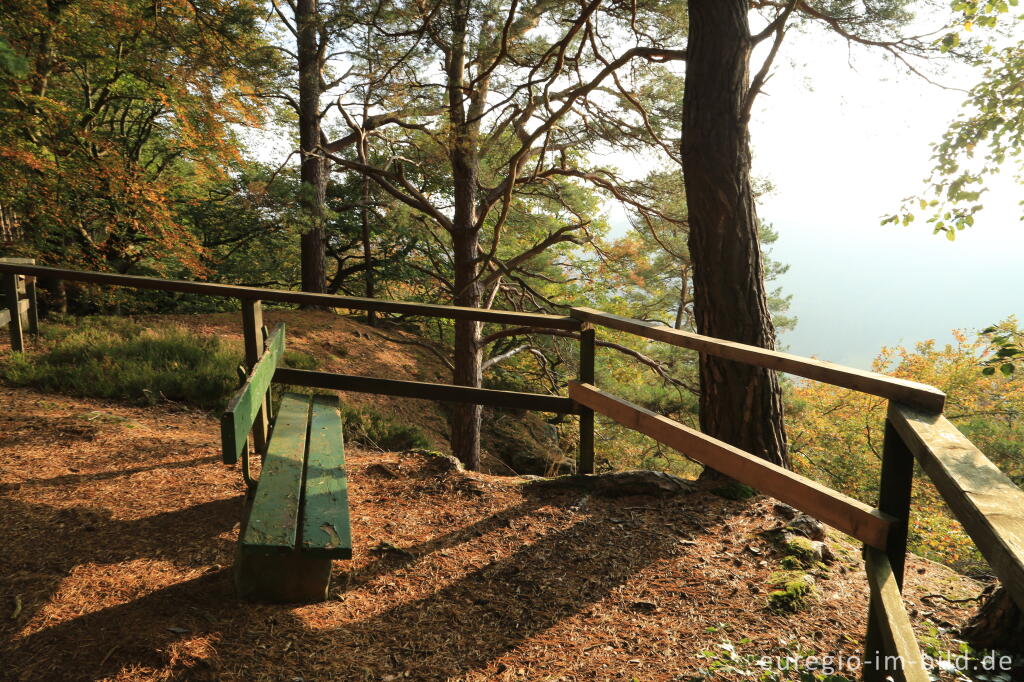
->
(578, 320, 596, 474)
(2, 271, 22, 351)
(241, 299, 269, 456)
(25, 275, 38, 335)
(864, 412, 915, 681)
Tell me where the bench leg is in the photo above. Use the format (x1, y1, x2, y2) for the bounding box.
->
(233, 499, 333, 603)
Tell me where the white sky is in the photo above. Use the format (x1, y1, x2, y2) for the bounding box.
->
(747, 25, 1022, 369)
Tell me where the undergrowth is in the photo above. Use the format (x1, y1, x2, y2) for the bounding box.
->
(0, 315, 317, 411)
(341, 405, 430, 452)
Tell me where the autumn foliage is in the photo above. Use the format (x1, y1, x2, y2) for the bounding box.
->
(787, 321, 1024, 573)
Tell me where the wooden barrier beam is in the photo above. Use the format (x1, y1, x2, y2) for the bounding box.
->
(889, 403, 1024, 612)
(0, 263, 580, 330)
(863, 547, 930, 682)
(569, 381, 892, 549)
(275, 368, 578, 414)
(570, 307, 945, 413)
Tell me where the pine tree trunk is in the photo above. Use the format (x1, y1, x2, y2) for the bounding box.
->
(446, 0, 483, 471)
(297, 0, 326, 295)
(681, 0, 788, 468)
(961, 586, 1024, 654)
(451, 227, 482, 471)
(361, 174, 376, 326)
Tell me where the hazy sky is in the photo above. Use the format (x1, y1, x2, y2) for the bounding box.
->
(747, 26, 1021, 369)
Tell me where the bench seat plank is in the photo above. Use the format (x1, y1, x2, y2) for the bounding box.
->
(221, 324, 285, 464)
(301, 394, 351, 559)
(241, 392, 311, 554)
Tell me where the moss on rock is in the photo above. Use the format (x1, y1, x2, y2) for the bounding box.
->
(767, 574, 816, 613)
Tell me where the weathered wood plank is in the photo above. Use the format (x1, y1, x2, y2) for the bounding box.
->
(569, 381, 892, 549)
(25, 279, 38, 335)
(274, 367, 577, 414)
(578, 323, 596, 474)
(0, 296, 23, 326)
(569, 307, 946, 413)
(241, 393, 311, 554)
(301, 394, 351, 559)
(889, 403, 1024, 612)
(221, 324, 285, 465)
(0, 263, 580, 330)
(3, 272, 23, 352)
(241, 300, 269, 455)
(865, 415, 918, 673)
(863, 547, 930, 682)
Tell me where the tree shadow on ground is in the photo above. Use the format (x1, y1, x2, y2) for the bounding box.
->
(3, 479, 722, 681)
(0, 455, 221, 493)
(0, 495, 242, 643)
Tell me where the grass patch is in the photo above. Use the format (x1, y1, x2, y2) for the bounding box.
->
(1, 316, 318, 411)
(1, 316, 243, 410)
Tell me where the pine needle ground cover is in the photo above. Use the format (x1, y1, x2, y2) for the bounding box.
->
(0, 383, 983, 681)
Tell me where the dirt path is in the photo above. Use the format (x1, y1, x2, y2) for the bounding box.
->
(0, 385, 982, 681)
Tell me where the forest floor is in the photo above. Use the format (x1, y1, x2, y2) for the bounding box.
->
(0, 383, 988, 681)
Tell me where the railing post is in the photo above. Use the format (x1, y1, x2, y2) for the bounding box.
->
(578, 320, 595, 474)
(241, 299, 269, 456)
(25, 276, 39, 335)
(864, 403, 915, 681)
(3, 271, 23, 351)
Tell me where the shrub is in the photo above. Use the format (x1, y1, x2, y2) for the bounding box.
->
(2, 316, 243, 410)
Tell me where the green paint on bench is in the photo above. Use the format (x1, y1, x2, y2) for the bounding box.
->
(241, 392, 311, 555)
(301, 394, 351, 559)
(221, 324, 285, 464)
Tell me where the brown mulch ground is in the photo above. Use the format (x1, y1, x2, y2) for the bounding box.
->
(0, 384, 983, 681)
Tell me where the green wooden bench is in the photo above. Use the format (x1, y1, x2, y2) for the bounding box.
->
(221, 323, 351, 603)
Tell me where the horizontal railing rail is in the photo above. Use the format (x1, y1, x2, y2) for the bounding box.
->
(571, 307, 946, 412)
(569, 381, 893, 549)
(888, 403, 1024, 611)
(2, 261, 1021, 681)
(0, 263, 580, 330)
(276, 367, 578, 414)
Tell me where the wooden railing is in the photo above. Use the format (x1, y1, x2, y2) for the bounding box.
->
(1, 261, 1021, 681)
(0, 258, 39, 350)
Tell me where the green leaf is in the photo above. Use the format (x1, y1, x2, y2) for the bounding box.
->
(982, 366, 997, 375)
(1000, 363, 1016, 375)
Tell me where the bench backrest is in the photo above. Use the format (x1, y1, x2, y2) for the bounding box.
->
(221, 323, 285, 464)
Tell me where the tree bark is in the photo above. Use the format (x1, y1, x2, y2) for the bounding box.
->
(297, 0, 327, 295)
(446, 0, 483, 471)
(961, 585, 1024, 654)
(681, 0, 788, 468)
(360, 176, 376, 326)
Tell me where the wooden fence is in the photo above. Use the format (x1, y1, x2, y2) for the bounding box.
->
(0, 258, 39, 351)
(1, 261, 1021, 681)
